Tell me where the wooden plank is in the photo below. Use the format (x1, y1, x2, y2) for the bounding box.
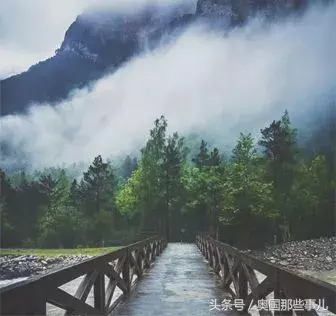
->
(94, 273, 105, 312)
(279, 269, 336, 313)
(296, 309, 319, 316)
(105, 278, 118, 311)
(197, 235, 336, 316)
(129, 250, 142, 278)
(242, 276, 274, 312)
(213, 239, 277, 276)
(136, 248, 144, 278)
(0, 281, 47, 314)
(238, 263, 248, 299)
(107, 293, 126, 314)
(145, 244, 152, 267)
(0, 236, 165, 316)
(100, 263, 128, 294)
(216, 247, 225, 278)
(48, 288, 102, 315)
(241, 263, 259, 290)
(75, 270, 99, 301)
(223, 254, 240, 295)
(122, 251, 131, 294)
(0, 237, 159, 294)
(200, 234, 336, 314)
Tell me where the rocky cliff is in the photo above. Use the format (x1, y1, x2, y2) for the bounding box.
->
(1, 0, 330, 115)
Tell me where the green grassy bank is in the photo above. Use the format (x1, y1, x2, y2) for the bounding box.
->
(0, 247, 120, 257)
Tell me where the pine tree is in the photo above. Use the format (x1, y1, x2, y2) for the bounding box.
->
(163, 133, 187, 240)
(140, 116, 168, 234)
(82, 155, 116, 215)
(39, 173, 58, 211)
(121, 155, 138, 179)
(259, 111, 298, 241)
(193, 139, 210, 168)
(209, 148, 221, 166)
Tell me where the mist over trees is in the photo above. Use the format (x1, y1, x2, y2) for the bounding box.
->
(0, 112, 335, 249)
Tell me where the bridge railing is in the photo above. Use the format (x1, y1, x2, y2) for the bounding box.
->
(196, 233, 336, 315)
(0, 236, 167, 315)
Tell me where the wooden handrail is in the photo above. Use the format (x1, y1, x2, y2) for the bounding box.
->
(0, 236, 167, 315)
(196, 233, 336, 315)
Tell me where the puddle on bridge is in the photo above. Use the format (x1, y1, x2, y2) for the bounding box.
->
(113, 243, 239, 316)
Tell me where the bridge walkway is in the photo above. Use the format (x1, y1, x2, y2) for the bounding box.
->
(114, 243, 237, 316)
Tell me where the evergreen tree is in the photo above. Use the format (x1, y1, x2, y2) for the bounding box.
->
(81, 155, 116, 215)
(140, 116, 168, 234)
(0, 169, 17, 246)
(163, 133, 187, 240)
(69, 179, 81, 208)
(259, 111, 298, 241)
(209, 148, 221, 166)
(121, 155, 138, 179)
(193, 139, 210, 168)
(39, 173, 58, 211)
(221, 133, 277, 247)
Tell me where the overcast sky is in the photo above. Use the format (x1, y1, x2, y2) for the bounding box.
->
(1, 1, 335, 171)
(0, 1, 92, 77)
(0, 1, 335, 171)
(0, 0, 196, 77)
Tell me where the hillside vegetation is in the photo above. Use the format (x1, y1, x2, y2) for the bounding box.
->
(1, 111, 334, 249)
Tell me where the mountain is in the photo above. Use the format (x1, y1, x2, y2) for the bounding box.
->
(0, 6, 195, 115)
(0, 0, 328, 115)
(196, 0, 310, 19)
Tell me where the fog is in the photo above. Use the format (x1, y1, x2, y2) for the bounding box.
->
(1, 2, 335, 171)
(0, 0, 196, 76)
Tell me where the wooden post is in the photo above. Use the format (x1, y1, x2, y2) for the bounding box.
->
(136, 249, 143, 279)
(0, 236, 169, 316)
(205, 242, 210, 260)
(122, 250, 131, 295)
(274, 270, 281, 316)
(212, 246, 218, 271)
(238, 264, 248, 299)
(223, 252, 229, 283)
(151, 242, 154, 259)
(152, 242, 156, 261)
(144, 245, 150, 269)
(156, 240, 161, 256)
(275, 271, 292, 316)
(208, 244, 213, 267)
(94, 272, 105, 312)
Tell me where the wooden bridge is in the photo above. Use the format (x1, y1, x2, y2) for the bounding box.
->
(1, 234, 335, 315)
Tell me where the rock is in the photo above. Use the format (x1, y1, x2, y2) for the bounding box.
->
(0, 253, 96, 280)
(251, 236, 336, 272)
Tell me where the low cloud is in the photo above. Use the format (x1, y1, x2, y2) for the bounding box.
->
(0, 0, 195, 76)
(1, 2, 335, 171)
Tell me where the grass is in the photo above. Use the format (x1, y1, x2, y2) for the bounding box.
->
(0, 246, 120, 257)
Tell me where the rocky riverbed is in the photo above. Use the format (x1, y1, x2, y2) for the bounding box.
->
(250, 236, 336, 271)
(1, 237, 335, 283)
(0, 255, 93, 281)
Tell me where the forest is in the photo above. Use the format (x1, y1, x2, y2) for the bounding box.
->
(0, 111, 335, 249)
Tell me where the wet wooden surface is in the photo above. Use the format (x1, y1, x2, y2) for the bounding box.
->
(113, 243, 237, 316)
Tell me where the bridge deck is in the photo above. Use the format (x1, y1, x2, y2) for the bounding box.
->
(114, 243, 237, 316)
